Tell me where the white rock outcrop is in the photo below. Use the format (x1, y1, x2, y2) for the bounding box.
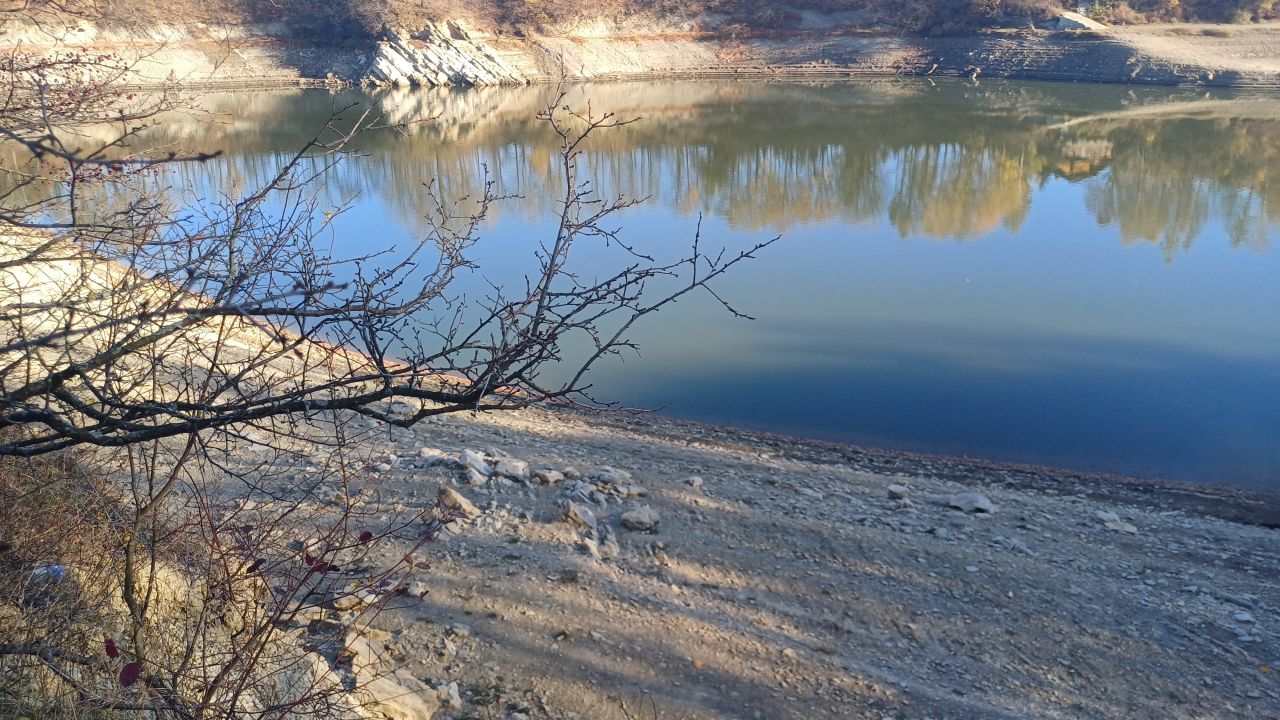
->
(366, 23, 527, 88)
(1057, 11, 1108, 31)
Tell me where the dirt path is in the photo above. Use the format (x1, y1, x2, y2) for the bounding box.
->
(242, 404, 1280, 719)
(1113, 23, 1280, 76)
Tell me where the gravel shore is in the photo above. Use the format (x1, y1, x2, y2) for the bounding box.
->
(229, 401, 1280, 719)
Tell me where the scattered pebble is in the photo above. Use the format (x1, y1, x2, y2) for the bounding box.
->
(438, 487, 482, 519)
(948, 492, 994, 514)
(562, 501, 598, 531)
(620, 505, 661, 532)
(460, 449, 492, 477)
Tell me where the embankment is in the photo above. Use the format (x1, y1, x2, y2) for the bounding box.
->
(4, 18, 1280, 89)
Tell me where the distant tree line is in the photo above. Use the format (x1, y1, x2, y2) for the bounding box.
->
(38, 0, 1280, 39)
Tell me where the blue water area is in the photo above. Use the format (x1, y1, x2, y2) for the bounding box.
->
(150, 80, 1280, 486)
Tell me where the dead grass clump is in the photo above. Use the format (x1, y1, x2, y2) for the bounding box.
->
(0, 450, 130, 719)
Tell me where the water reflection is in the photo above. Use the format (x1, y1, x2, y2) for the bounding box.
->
(26, 79, 1279, 485)
(119, 80, 1280, 256)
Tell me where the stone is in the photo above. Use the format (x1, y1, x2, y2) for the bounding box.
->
(438, 637, 457, 660)
(494, 457, 530, 479)
(438, 488, 481, 519)
(1233, 611, 1256, 623)
(562, 502, 598, 531)
(1057, 10, 1107, 31)
(887, 484, 910, 500)
(436, 681, 463, 710)
(332, 594, 364, 611)
(620, 505, 661, 532)
(404, 581, 429, 599)
(465, 467, 488, 487)
(343, 631, 387, 683)
(948, 492, 994, 514)
(533, 469, 565, 484)
(1096, 511, 1138, 534)
(592, 466, 633, 485)
(374, 462, 393, 473)
(361, 674, 442, 720)
(418, 447, 450, 463)
(600, 536, 621, 559)
(617, 484, 648, 498)
(687, 476, 704, 489)
(460, 449, 492, 476)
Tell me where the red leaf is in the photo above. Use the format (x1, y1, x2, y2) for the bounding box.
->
(104, 638, 119, 659)
(358, 531, 374, 544)
(119, 661, 142, 687)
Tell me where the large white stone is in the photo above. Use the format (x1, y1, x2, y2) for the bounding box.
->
(1057, 11, 1107, 31)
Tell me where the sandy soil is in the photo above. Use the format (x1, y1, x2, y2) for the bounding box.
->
(6, 19, 1280, 89)
(228, 402, 1280, 720)
(1114, 23, 1280, 75)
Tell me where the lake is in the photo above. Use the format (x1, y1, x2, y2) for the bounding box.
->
(142, 79, 1280, 487)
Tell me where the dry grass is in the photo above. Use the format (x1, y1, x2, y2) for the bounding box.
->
(13, 0, 1279, 38)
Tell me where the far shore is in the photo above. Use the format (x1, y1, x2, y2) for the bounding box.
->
(7, 20, 1280, 90)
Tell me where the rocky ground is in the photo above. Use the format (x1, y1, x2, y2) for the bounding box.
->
(227, 402, 1280, 720)
(6, 17, 1280, 89)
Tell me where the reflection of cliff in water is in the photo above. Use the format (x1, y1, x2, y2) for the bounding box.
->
(40, 80, 1280, 253)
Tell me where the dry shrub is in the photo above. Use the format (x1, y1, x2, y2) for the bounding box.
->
(1107, 1, 1147, 23)
(0, 434, 464, 719)
(9, 0, 1278, 34)
(0, 451, 131, 719)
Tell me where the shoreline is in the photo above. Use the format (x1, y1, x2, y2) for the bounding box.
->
(8, 21, 1280, 91)
(556, 404, 1280, 529)
(236, 386, 1280, 718)
(6, 16, 1280, 716)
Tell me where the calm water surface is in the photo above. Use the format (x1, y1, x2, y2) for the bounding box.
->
(146, 80, 1280, 486)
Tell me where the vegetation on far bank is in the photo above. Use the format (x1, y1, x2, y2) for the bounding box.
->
(54, 0, 1280, 39)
